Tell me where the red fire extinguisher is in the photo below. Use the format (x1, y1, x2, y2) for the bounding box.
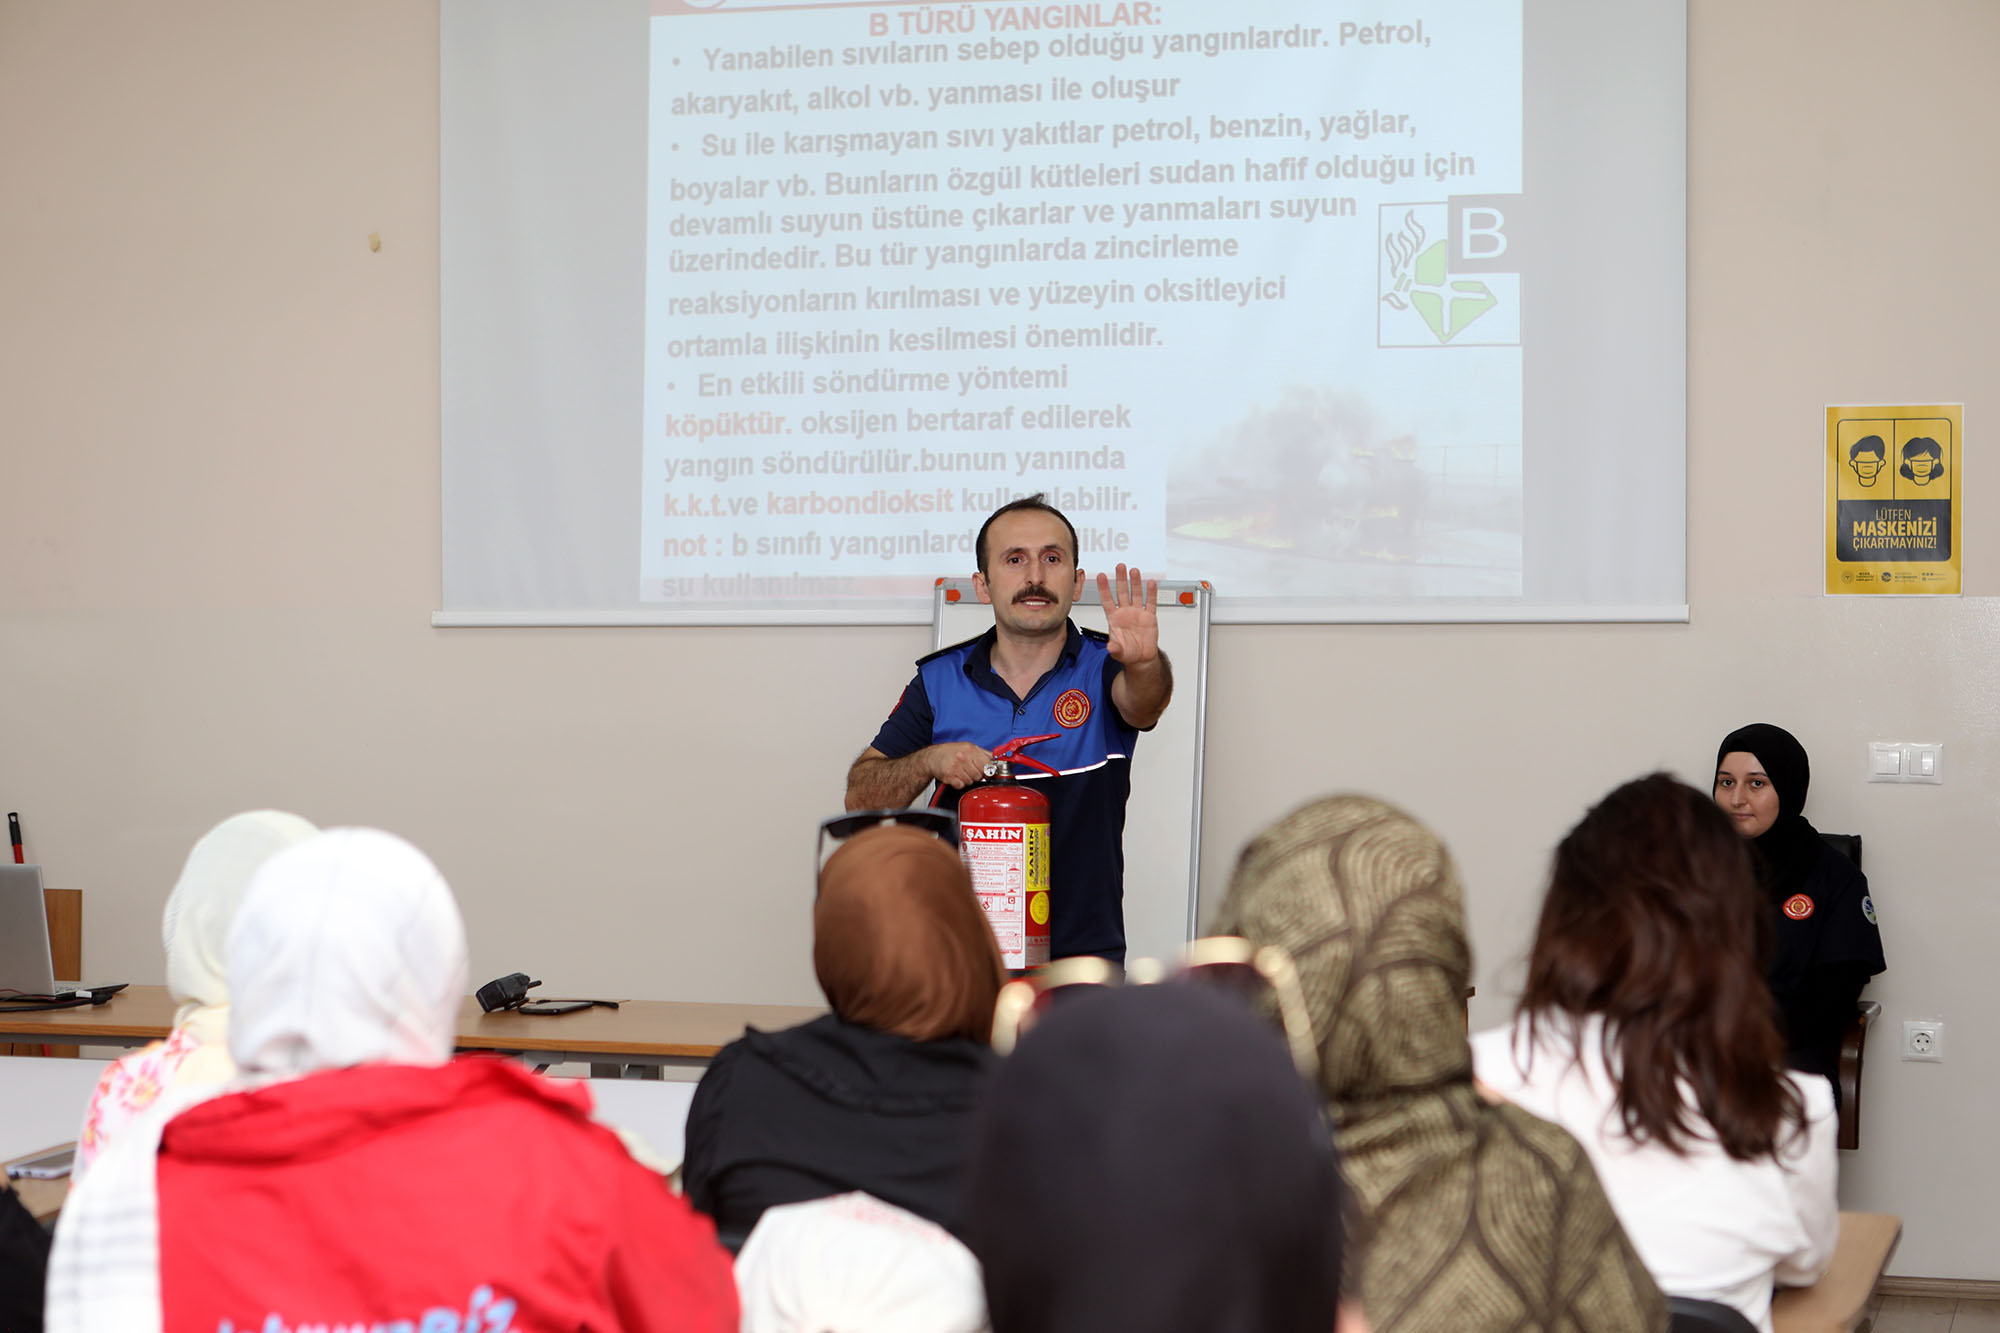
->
(956, 734, 1059, 969)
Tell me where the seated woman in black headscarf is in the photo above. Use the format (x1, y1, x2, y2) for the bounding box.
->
(1714, 723, 1886, 1089)
(965, 982, 1349, 1333)
(682, 822, 1006, 1251)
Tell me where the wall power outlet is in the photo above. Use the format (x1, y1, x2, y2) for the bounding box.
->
(1902, 1019, 1945, 1062)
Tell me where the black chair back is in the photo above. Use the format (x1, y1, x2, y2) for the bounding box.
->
(1820, 831, 1862, 868)
(1667, 1295, 1757, 1333)
(1819, 831, 1872, 1148)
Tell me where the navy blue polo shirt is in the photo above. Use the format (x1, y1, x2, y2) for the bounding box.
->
(869, 620, 1141, 963)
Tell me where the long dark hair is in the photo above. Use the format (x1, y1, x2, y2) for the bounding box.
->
(1520, 773, 1805, 1160)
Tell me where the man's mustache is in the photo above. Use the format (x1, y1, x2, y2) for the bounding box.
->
(1013, 586, 1057, 604)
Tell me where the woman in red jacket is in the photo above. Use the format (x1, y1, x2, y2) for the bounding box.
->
(49, 827, 737, 1333)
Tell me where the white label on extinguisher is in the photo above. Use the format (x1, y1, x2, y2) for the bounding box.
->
(963, 822, 1029, 967)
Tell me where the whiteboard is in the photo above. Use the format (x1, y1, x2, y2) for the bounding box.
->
(932, 580, 1212, 967)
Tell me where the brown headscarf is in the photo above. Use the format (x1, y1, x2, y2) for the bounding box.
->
(815, 825, 1006, 1043)
(1211, 795, 1666, 1333)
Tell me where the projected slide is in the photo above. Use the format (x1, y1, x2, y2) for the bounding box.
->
(640, 0, 1522, 609)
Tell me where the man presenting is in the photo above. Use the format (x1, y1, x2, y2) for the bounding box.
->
(845, 495, 1173, 963)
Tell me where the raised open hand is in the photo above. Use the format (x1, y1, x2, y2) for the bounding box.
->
(1096, 563, 1159, 666)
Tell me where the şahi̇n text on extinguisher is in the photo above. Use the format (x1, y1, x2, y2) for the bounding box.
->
(955, 735, 1057, 969)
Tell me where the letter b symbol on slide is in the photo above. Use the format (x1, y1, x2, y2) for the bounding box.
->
(1447, 194, 1520, 273)
(1459, 208, 1506, 258)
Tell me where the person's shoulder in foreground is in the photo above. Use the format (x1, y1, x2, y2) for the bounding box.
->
(736, 1192, 988, 1333)
(1484, 1098, 1676, 1331)
(158, 1055, 738, 1333)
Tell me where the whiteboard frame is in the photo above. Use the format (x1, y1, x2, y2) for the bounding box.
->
(931, 579, 1212, 963)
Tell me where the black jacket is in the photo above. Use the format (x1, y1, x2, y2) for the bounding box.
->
(682, 1013, 995, 1251)
(0, 1184, 48, 1333)
(1769, 840, 1885, 1085)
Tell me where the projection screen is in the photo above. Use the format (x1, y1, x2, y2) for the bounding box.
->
(440, 0, 1685, 625)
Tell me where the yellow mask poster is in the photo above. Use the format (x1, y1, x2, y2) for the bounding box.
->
(1826, 404, 1962, 595)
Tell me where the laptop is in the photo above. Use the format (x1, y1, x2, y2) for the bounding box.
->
(0, 864, 124, 1001)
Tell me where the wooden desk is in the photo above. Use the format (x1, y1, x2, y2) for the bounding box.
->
(1771, 1212, 1903, 1333)
(455, 996, 823, 1076)
(0, 986, 821, 1076)
(0, 985, 180, 1049)
(3, 1145, 71, 1225)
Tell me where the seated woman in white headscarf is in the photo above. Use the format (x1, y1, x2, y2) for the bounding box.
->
(72, 810, 319, 1180)
(734, 1191, 989, 1333)
(48, 828, 738, 1333)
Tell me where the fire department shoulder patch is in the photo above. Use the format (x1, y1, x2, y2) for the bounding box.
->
(1053, 688, 1091, 729)
(1782, 893, 1815, 921)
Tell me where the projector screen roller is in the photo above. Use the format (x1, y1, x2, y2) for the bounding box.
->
(441, 0, 1685, 624)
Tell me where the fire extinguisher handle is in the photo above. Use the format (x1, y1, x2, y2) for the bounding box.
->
(988, 733, 1062, 778)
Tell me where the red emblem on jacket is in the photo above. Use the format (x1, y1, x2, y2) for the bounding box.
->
(1782, 893, 1815, 921)
(1053, 688, 1091, 728)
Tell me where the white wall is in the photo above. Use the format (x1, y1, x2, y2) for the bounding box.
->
(2, 0, 1996, 1278)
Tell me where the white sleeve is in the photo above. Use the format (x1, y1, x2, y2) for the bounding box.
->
(1772, 1073, 1841, 1288)
(1467, 1022, 1529, 1096)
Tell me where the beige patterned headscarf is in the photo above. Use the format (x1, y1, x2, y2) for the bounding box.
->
(1212, 796, 1665, 1333)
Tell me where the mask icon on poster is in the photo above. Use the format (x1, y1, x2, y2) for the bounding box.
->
(1900, 436, 1943, 485)
(1848, 435, 1887, 487)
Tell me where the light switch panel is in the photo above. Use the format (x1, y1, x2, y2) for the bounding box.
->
(1867, 742, 1903, 781)
(1870, 741, 1943, 783)
(1906, 743, 1943, 784)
